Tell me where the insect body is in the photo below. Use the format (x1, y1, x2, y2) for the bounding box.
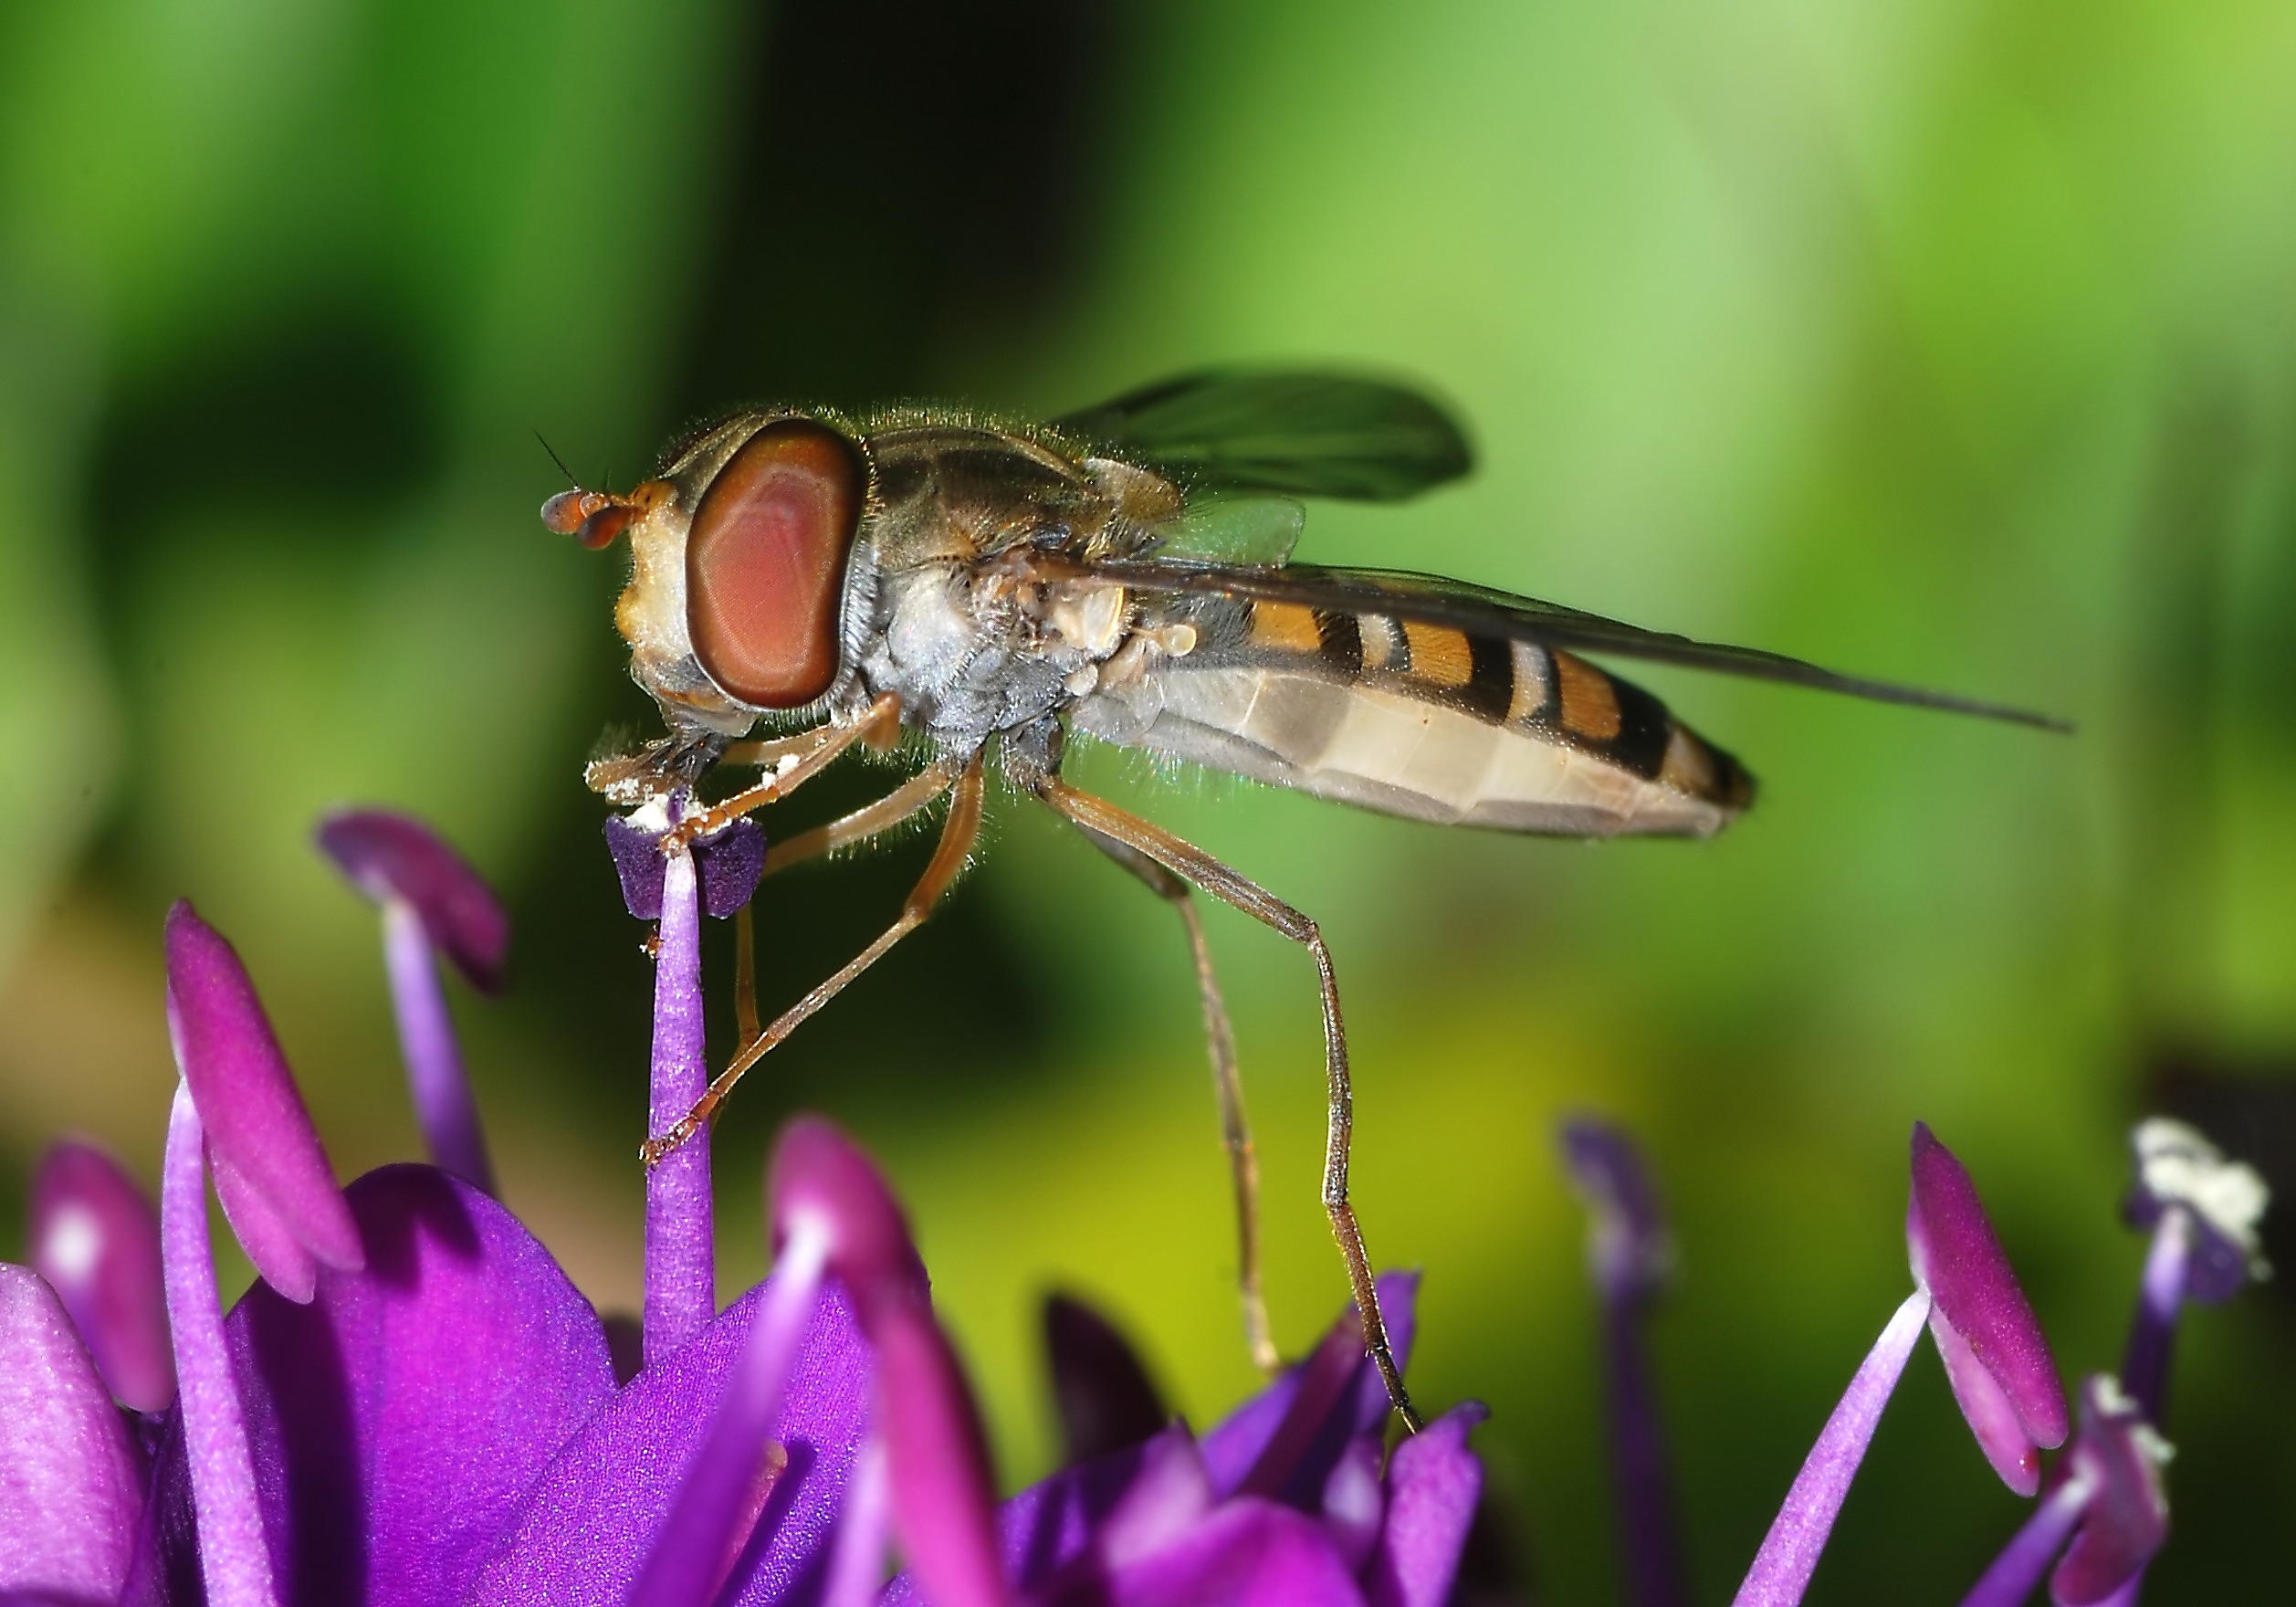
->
(545, 371, 2060, 1427)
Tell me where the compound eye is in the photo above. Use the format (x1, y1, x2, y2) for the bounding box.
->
(686, 420, 862, 709)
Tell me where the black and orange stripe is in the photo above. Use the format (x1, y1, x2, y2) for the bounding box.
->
(1235, 599, 1754, 808)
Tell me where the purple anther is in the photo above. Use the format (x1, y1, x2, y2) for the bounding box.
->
(29, 1139, 173, 1412)
(605, 796, 766, 920)
(317, 809, 509, 993)
(1909, 1122, 2069, 1494)
(163, 900, 363, 1301)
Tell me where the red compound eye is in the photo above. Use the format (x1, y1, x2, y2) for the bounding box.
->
(686, 420, 862, 709)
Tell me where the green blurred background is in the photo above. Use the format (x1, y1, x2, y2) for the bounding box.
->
(3, 0, 2291, 1600)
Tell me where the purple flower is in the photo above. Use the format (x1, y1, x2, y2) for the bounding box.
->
(2118, 1119, 2270, 1423)
(1958, 1375, 2173, 1607)
(936, 1273, 1486, 1607)
(1957, 1117, 2270, 1607)
(0, 807, 1485, 1607)
(317, 809, 510, 1195)
(1733, 1122, 2067, 1607)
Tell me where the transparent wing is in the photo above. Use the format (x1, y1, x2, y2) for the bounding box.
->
(1054, 370, 1473, 501)
(1046, 556, 2071, 730)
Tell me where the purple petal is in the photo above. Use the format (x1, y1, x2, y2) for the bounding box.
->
(1907, 1123, 2068, 1463)
(605, 803, 766, 921)
(769, 1118, 1002, 1607)
(1202, 1272, 1420, 1503)
(1098, 1497, 1368, 1607)
(2051, 1378, 2170, 1607)
(1044, 1293, 1169, 1467)
(467, 1277, 872, 1607)
(1318, 1435, 1385, 1571)
(0, 1265, 146, 1601)
(1732, 1288, 1931, 1607)
(629, 1215, 831, 1607)
(30, 1140, 174, 1412)
(1364, 1402, 1486, 1607)
(932, 1434, 1158, 1599)
(316, 810, 509, 993)
(1560, 1118, 1674, 1303)
(2123, 1119, 2269, 1304)
(645, 847, 713, 1366)
(149, 1164, 617, 1606)
(1929, 1305, 2046, 1497)
(1092, 1429, 1217, 1571)
(380, 901, 497, 1195)
(159, 1081, 278, 1607)
(164, 902, 363, 1297)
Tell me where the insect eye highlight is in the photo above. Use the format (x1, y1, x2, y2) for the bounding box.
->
(686, 420, 862, 709)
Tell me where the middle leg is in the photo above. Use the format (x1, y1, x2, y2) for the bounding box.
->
(1062, 816, 1280, 1377)
(1028, 772, 1422, 1430)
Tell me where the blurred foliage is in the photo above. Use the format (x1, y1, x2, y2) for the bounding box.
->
(4, 0, 2293, 1601)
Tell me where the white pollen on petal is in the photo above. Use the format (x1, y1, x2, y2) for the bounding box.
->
(42, 1204, 103, 1282)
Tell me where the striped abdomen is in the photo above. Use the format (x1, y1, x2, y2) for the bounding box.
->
(1072, 597, 1756, 837)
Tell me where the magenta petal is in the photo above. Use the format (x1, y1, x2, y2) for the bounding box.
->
(30, 1141, 173, 1413)
(164, 902, 363, 1293)
(1929, 1307, 2044, 1496)
(1906, 1124, 2067, 1457)
(148, 1165, 616, 1606)
(1364, 1402, 1486, 1607)
(1101, 1497, 1368, 1607)
(874, 1304, 1007, 1607)
(771, 1117, 1003, 1607)
(768, 1118, 927, 1308)
(468, 1277, 871, 1607)
(2050, 1379, 2170, 1607)
(316, 810, 509, 994)
(0, 1266, 146, 1602)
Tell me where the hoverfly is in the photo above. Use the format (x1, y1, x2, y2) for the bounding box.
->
(542, 370, 2060, 1427)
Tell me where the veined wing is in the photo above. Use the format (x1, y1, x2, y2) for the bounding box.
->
(1054, 371, 1473, 503)
(1055, 558, 2071, 731)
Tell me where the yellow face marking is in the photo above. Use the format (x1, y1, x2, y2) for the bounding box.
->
(1506, 639, 1550, 725)
(1401, 621, 1473, 688)
(1358, 614, 1400, 670)
(1554, 651, 1623, 740)
(1248, 600, 1326, 655)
